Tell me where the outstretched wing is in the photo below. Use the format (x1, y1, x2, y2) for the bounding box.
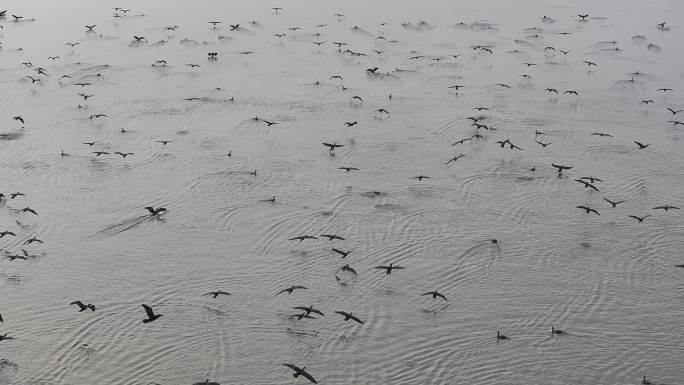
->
(141, 304, 156, 319)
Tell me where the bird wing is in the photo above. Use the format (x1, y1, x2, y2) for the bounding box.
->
(436, 293, 448, 301)
(292, 285, 307, 290)
(70, 300, 85, 308)
(283, 363, 300, 372)
(335, 310, 349, 317)
(301, 370, 318, 384)
(393, 266, 405, 270)
(141, 304, 155, 318)
(292, 306, 309, 312)
(421, 292, 434, 296)
(145, 207, 156, 214)
(374, 266, 388, 269)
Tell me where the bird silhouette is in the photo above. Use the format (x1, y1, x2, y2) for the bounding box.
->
(577, 205, 600, 215)
(497, 331, 509, 340)
(277, 285, 307, 295)
(70, 301, 96, 312)
(375, 263, 405, 275)
(141, 304, 162, 323)
(145, 206, 167, 216)
(628, 215, 650, 223)
(282, 364, 317, 384)
(320, 234, 345, 241)
(421, 290, 448, 301)
(603, 198, 625, 207)
(289, 235, 318, 242)
(293, 305, 324, 316)
(634, 141, 650, 149)
(203, 290, 231, 298)
(653, 205, 679, 211)
(334, 311, 364, 324)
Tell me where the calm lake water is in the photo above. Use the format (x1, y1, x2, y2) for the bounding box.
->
(1, 0, 683, 384)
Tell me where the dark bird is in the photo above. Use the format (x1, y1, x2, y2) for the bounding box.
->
(628, 215, 650, 223)
(133, 35, 145, 42)
(229, 24, 240, 30)
(145, 206, 167, 216)
(92, 151, 109, 156)
(344, 121, 358, 127)
(497, 331, 509, 340)
(186, 64, 200, 68)
(581, 176, 603, 183)
(641, 100, 654, 104)
(4, 255, 27, 261)
(592, 132, 612, 137)
(10, 192, 25, 199)
(23, 236, 44, 245)
(320, 234, 345, 241)
(338, 167, 359, 172)
(19, 207, 38, 215)
(337, 264, 357, 275)
(452, 138, 471, 146)
(603, 198, 625, 207)
(13, 116, 25, 124)
(74, 82, 92, 87)
(446, 154, 466, 164)
(0, 231, 16, 237)
(332, 248, 352, 258)
(277, 285, 307, 295)
(203, 290, 231, 298)
(209, 21, 222, 26)
(634, 141, 650, 149)
(578, 14, 589, 20)
(496, 83, 511, 88)
(289, 235, 318, 242)
(293, 305, 324, 316)
(114, 152, 134, 158)
(545, 88, 559, 94)
(192, 380, 221, 385)
(559, 50, 570, 55)
(583, 61, 598, 66)
(89, 114, 107, 119)
(536, 141, 552, 148)
(410, 174, 430, 181)
(653, 205, 679, 211)
(85, 25, 96, 31)
(375, 108, 390, 114)
(282, 364, 317, 384)
(474, 107, 489, 111)
(575, 179, 599, 192)
(551, 163, 573, 173)
(156, 140, 173, 145)
(322, 142, 344, 154)
(657, 88, 674, 92)
(577, 205, 600, 215)
(141, 304, 162, 323)
(334, 311, 364, 324)
(375, 263, 405, 275)
(351, 96, 363, 102)
(421, 290, 448, 301)
(564, 90, 579, 95)
(291, 312, 316, 320)
(669, 120, 684, 127)
(448, 85, 467, 90)
(551, 326, 565, 335)
(26, 76, 41, 83)
(70, 301, 96, 312)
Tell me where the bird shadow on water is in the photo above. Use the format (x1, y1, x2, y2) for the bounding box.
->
(89, 214, 165, 239)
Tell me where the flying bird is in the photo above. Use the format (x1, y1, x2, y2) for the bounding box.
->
(203, 290, 231, 298)
(70, 301, 96, 312)
(277, 285, 307, 295)
(141, 304, 162, 323)
(421, 290, 448, 301)
(334, 311, 364, 324)
(375, 263, 405, 275)
(282, 364, 317, 384)
(145, 206, 167, 216)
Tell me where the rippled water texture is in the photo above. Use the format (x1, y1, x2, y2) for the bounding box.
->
(1, 0, 684, 384)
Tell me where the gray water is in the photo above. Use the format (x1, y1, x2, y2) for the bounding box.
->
(1, 0, 684, 384)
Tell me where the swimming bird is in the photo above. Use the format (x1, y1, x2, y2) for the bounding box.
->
(203, 290, 231, 298)
(653, 205, 679, 211)
(293, 305, 324, 316)
(320, 234, 345, 241)
(603, 198, 625, 207)
(551, 326, 565, 335)
(375, 263, 405, 275)
(114, 152, 134, 158)
(578, 14, 589, 20)
(334, 311, 364, 324)
(277, 285, 307, 295)
(634, 141, 650, 149)
(421, 290, 448, 301)
(282, 364, 317, 384)
(141, 304, 162, 323)
(289, 235, 318, 242)
(332, 248, 352, 258)
(70, 301, 96, 312)
(23, 236, 44, 245)
(410, 174, 430, 181)
(145, 206, 167, 216)
(577, 205, 600, 215)
(497, 331, 509, 340)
